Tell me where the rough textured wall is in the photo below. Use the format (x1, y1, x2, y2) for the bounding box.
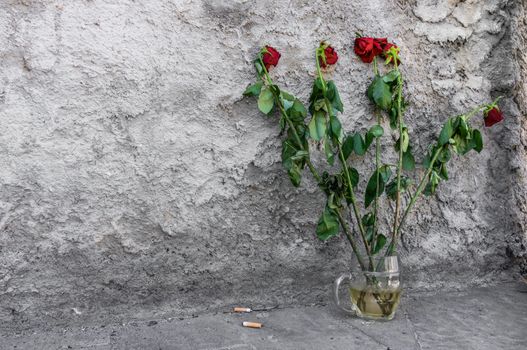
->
(0, 0, 524, 330)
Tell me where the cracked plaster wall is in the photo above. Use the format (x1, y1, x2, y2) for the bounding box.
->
(0, 0, 525, 330)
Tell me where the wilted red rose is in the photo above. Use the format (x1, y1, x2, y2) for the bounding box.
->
(354, 37, 383, 63)
(381, 42, 401, 65)
(319, 46, 338, 68)
(262, 46, 281, 70)
(484, 107, 504, 127)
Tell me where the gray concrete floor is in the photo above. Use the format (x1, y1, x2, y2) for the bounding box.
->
(1, 282, 526, 350)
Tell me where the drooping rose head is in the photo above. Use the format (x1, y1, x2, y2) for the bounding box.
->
(319, 45, 339, 68)
(261, 46, 281, 70)
(484, 107, 504, 127)
(354, 37, 383, 63)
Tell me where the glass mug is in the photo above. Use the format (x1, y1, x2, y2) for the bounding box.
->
(333, 255, 401, 320)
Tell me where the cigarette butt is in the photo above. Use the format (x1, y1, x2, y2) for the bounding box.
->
(234, 307, 251, 313)
(242, 321, 262, 329)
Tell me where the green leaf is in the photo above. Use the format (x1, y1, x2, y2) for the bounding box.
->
(452, 133, 470, 155)
(329, 115, 344, 144)
(364, 174, 379, 208)
(367, 76, 392, 111)
(287, 164, 302, 187)
(424, 170, 441, 195)
(257, 87, 274, 114)
(402, 147, 415, 171)
(439, 163, 448, 180)
(281, 90, 295, 101)
(342, 135, 354, 160)
(389, 107, 398, 129)
(365, 131, 374, 150)
(269, 84, 280, 96)
(316, 206, 340, 241)
(438, 118, 453, 146)
(282, 98, 294, 111)
(349, 167, 359, 188)
(382, 70, 400, 84)
(324, 137, 335, 165)
(385, 181, 397, 200)
(288, 99, 308, 124)
(472, 129, 483, 153)
(309, 78, 325, 114)
(385, 177, 412, 200)
(281, 139, 297, 169)
(326, 81, 344, 113)
(371, 234, 387, 254)
(438, 147, 451, 163)
(243, 81, 263, 96)
(401, 128, 410, 153)
(254, 60, 263, 75)
(281, 138, 304, 187)
(280, 90, 295, 111)
(353, 133, 366, 156)
(369, 125, 384, 138)
(423, 146, 439, 168)
(365, 226, 374, 244)
(313, 98, 327, 112)
(364, 166, 392, 208)
(458, 116, 469, 138)
(308, 111, 327, 141)
(290, 150, 309, 161)
(362, 213, 375, 227)
(379, 165, 392, 183)
(279, 116, 286, 131)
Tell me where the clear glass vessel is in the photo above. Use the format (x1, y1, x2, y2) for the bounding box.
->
(333, 255, 401, 320)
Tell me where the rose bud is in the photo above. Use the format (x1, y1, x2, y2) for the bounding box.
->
(354, 37, 383, 63)
(262, 45, 281, 70)
(484, 107, 504, 127)
(319, 45, 339, 68)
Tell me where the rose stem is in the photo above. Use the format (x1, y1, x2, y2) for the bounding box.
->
(372, 57, 382, 258)
(391, 57, 404, 256)
(315, 49, 373, 262)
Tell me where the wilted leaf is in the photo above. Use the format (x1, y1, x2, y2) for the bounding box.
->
(316, 206, 340, 241)
(308, 111, 326, 141)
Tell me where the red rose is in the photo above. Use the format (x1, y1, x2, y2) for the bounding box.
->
(262, 46, 281, 70)
(381, 42, 401, 65)
(484, 107, 504, 127)
(354, 37, 383, 63)
(319, 45, 338, 68)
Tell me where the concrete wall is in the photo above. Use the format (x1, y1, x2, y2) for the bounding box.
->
(0, 0, 525, 330)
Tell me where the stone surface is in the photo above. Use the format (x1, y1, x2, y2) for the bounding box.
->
(1, 283, 526, 349)
(0, 0, 526, 331)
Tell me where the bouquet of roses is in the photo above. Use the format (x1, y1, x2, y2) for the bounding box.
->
(244, 37, 503, 268)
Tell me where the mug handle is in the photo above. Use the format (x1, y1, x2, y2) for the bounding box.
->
(333, 273, 354, 314)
